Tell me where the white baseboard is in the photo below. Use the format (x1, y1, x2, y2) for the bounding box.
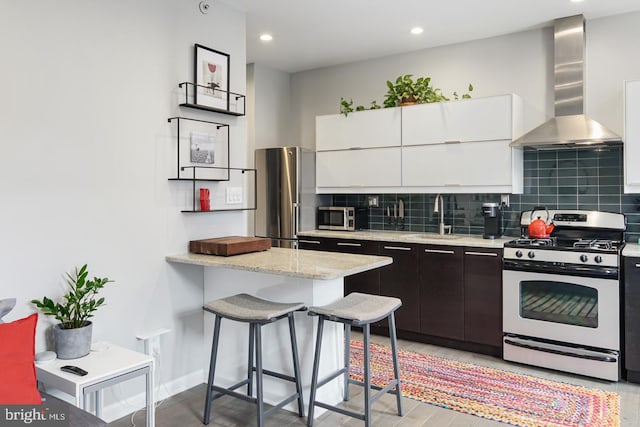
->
(100, 369, 204, 423)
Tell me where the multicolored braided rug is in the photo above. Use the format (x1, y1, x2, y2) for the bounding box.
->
(349, 340, 620, 427)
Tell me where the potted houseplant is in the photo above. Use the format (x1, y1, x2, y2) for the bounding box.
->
(31, 264, 113, 359)
(384, 74, 450, 107)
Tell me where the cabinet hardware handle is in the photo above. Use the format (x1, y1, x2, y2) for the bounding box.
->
(636, 264, 640, 268)
(444, 140, 462, 144)
(424, 249, 455, 254)
(348, 147, 363, 150)
(337, 242, 362, 247)
(299, 240, 321, 245)
(384, 246, 411, 251)
(465, 251, 498, 257)
(444, 183, 462, 186)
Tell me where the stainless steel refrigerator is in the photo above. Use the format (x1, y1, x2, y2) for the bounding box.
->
(255, 147, 327, 248)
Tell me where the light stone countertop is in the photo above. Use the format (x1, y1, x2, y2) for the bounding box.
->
(623, 243, 640, 257)
(298, 229, 515, 248)
(166, 247, 392, 280)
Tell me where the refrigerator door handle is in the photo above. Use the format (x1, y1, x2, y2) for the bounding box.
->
(293, 203, 299, 237)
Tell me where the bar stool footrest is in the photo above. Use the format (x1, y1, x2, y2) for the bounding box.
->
(315, 367, 349, 389)
(263, 392, 302, 417)
(209, 385, 257, 405)
(313, 400, 365, 421)
(258, 367, 298, 383)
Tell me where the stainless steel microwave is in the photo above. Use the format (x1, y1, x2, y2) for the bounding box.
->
(317, 206, 369, 231)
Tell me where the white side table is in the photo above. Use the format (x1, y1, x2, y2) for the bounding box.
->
(36, 343, 155, 427)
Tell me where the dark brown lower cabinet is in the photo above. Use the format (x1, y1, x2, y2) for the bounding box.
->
(298, 235, 503, 355)
(463, 247, 503, 347)
(378, 242, 420, 333)
(625, 257, 640, 382)
(298, 237, 379, 296)
(419, 245, 464, 340)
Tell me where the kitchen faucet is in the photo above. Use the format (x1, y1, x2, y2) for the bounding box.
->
(433, 194, 452, 235)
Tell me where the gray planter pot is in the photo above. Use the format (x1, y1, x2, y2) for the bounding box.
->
(54, 321, 93, 360)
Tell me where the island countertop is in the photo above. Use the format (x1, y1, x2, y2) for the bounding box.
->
(166, 247, 392, 280)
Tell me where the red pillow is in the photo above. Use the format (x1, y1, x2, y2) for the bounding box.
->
(0, 313, 42, 404)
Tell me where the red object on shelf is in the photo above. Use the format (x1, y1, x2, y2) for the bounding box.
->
(200, 188, 210, 211)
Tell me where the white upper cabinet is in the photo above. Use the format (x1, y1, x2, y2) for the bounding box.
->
(402, 94, 521, 146)
(625, 80, 640, 193)
(402, 140, 522, 193)
(316, 108, 401, 151)
(316, 148, 401, 189)
(314, 94, 523, 193)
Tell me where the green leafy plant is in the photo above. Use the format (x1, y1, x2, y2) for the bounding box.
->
(453, 84, 474, 100)
(31, 264, 113, 329)
(340, 97, 354, 117)
(383, 74, 457, 107)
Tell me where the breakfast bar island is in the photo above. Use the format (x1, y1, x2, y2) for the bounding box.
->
(166, 247, 392, 417)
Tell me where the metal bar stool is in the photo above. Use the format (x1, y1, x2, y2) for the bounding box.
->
(306, 292, 403, 427)
(202, 293, 306, 427)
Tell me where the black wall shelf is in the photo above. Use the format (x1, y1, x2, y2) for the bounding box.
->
(167, 116, 255, 213)
(178, 82, 246, 116)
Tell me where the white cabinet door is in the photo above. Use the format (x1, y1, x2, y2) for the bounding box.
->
(316, 148, 401, 188)
(402, 140, 518, 190)
(402, 94, 518, 146)
(401, 102, 447, 146)
(316, 108, 401, 151)
(625, 80, 640, 193)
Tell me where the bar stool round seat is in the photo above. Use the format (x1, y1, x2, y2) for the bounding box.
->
(203, 293, 306, 427)
(306, 292, 404, 427)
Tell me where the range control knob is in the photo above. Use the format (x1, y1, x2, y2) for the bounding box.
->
(527, 251, 535, 259)
(580, 254, 589, 263)
(595, 255, 603, 264)
(515, 250, 523, 258)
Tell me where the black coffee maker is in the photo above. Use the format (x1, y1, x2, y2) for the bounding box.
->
(482, 202, 503, 239)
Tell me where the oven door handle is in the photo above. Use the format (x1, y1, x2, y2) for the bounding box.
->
(502, 259, 618, 279)
(504, 338, 617, 362)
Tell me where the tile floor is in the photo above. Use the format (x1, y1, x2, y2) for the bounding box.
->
(109, 332, 640, 426)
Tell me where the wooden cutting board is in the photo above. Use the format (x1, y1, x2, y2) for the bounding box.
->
(189, 236, 271, 256)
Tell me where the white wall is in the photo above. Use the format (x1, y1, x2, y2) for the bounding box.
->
(0, 0, 247, 419)
(248, 63, 292, 150)
(290, 12, 640, 150)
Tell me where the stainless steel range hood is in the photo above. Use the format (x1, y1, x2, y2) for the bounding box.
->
(510, 15, 622, 149)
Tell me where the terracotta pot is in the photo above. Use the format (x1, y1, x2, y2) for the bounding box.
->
(399, 95, 417, 106)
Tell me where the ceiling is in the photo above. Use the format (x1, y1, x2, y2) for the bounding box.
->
(218, 0, 640, 73)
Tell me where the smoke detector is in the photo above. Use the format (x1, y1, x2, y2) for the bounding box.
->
(199, 1, 210, 14)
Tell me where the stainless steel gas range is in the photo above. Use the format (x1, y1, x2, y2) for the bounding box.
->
(502, 209, 626, 381)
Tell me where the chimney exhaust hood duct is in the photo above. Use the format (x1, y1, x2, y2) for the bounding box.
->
(510, 14, 622, 149)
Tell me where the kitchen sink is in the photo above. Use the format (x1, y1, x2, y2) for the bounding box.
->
(403, 233, 462, 241)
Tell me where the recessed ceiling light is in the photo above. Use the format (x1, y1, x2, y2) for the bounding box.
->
(570, 0, 584, 3)
(410, 27, 424, 35)
(259, 33, 273, 42)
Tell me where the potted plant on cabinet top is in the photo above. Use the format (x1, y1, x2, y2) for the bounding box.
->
(383, 74, 473, 108)
(31, 264, 113, 359)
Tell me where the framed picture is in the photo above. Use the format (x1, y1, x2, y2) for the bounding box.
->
(194, 44, 230, 111)
(190, 132, 215, 164)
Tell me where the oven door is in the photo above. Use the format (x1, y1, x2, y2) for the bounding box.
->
(503, 269, 619, 350)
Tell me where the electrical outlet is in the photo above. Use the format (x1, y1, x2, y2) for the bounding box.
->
(367, 196, 379, 207)
(149, 336, 161, 358)
(501, 194, 510, 207)
(226, 187, 243, 204)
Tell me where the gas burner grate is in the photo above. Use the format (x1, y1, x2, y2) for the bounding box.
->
(573, 239, 614, 250)
(513, 238, 555, 246)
